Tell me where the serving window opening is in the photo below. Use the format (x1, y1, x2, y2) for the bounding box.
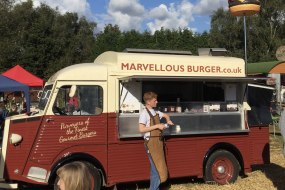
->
(118, 78, 247, 138)
(142, 81, 243, 112)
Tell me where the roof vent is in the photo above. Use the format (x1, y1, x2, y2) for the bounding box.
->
(124, 48, 192, 55)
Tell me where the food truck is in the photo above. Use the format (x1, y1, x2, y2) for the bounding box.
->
(0, 50, 271, 189)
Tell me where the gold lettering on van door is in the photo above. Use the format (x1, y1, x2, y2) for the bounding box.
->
(58, 118, 97, 143)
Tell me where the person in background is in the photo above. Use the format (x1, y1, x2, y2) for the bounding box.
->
(0, 102, 8, 128)
(139, 91, 174, 190)
(68, 95, 79, 111)
(56, 161, 93, 190)
(8, 103, 18, 116)
(20, 102, 27, 113)
(67, 86, 80, 114)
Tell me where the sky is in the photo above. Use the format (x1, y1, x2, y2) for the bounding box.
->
(18, 0, 229, 34)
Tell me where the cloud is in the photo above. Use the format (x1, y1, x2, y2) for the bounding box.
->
(109, 0, 144, 17)
(104, 0, 145, 31)
(17, 0, 93, 18)
(16, 0, 230, 33)
(146, 0, 229, 33)
(146, 0, 195, 34)
(193, 0, 228, 15)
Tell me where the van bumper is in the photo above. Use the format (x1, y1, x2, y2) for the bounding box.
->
(0, 182, 18, 189)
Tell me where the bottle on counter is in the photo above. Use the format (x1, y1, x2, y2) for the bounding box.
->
(176, 98, 182, 113)
(176, 125, 181, 133)
(163, 107, 168, 112)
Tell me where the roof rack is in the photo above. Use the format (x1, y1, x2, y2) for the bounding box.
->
(124, 48, 192, 55)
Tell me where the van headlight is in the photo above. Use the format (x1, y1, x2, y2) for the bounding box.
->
(10, 134, 23, 145)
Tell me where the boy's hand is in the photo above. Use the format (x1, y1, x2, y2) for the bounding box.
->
(157, 123, 167, 130)
(167, 120, 174, 125)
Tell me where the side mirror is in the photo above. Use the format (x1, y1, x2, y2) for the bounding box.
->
(69, 85, 77, 98)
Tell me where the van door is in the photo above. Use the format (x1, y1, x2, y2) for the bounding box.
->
(29, 82, 107, 167)
(247, 84, 274, 125)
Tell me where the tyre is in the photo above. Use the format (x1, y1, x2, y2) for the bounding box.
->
(204, 150, 240, 185)
(53, 162, 102, 190)
(86, 162, 102, 190)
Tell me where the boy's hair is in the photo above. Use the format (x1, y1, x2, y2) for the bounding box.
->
(143, 92, 157, 102)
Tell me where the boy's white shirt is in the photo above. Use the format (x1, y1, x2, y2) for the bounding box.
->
(139, 108, 163, 140)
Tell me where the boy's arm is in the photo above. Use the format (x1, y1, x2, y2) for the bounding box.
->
(139, 123, 166, 133)
(162, 113, 174, 125)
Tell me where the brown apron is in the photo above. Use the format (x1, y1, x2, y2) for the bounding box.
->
(145, 108, 168, 183)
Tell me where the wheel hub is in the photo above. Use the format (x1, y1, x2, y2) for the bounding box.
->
(217, 166, 225, 174)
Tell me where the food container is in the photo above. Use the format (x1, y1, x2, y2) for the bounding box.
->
(169, 124, 181, 134)
(176, 125, 181, 133)
(163, 107, 168, 112)
(168, 106, 176, 112)
(189, 103, 203, 113)
(209, 104, 220, 112)
(227, 103, 238, 111)
(176, 106, 182, 113)
(203, 104, 209, 112)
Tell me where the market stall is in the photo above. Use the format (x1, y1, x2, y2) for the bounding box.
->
(0, 75, 30, 112)
(2, 65, 44, 87)
(2, 64, 45, 111)
(247, 61, 285, 106)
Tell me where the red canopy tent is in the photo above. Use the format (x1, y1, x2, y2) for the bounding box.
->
(2, 65, 44, 87)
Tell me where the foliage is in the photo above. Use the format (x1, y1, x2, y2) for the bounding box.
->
(0, 0, 284, 80)
(0, 0, 96, 80)
(209, 0, 285, 63)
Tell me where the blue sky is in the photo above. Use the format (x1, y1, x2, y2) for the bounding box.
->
(19, 0, 229, 33)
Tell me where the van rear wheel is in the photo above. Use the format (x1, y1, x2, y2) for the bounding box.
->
(204, 150, 240, 185)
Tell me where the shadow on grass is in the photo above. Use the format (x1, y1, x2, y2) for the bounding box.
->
(103, 177, 202, 190)
(17, 177, 203, 190)
(253, 163, 285, 190)
(16, 183, 52, 190)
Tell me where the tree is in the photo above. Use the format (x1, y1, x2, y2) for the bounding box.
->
(1, 0, 284, 79)
(178, 28, 197, 53)
(45, 13, 96, 77)
(209, 0, 285, 62)
(0, 1, 97, 80)
(93, 24, 122, 57)
(196, 31, 210, 48)
(259, 0, 285, 54)
(0, 0, 14, 11)
(209, 8, 244, 58)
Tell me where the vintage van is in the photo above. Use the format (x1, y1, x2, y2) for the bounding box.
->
(0, 49, 271, 189)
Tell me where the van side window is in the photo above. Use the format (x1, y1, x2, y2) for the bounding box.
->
(77, 86, 103, 115)
(53, 85, 103, 116)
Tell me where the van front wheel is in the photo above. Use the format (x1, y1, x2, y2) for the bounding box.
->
(87, 163, 102, 190)
(204, 150, 240, 185)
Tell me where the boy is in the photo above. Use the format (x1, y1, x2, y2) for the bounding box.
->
(139, 92, 173, 190)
